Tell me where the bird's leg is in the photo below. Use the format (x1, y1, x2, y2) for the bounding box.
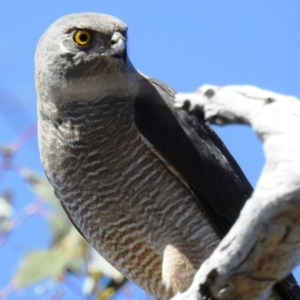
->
(162, 244, 198, 294)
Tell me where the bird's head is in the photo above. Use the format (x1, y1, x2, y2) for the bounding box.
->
(35, 13, 138, 103)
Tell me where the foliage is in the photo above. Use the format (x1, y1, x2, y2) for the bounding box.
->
(0, 130, 128, 300)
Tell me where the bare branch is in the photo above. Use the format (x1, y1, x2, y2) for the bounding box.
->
(174, 86, 300, 300)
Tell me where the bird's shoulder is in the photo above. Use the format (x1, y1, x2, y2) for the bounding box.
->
(133, 75, 253, 236)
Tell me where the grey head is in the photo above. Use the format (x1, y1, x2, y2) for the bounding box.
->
(35, 13, 139, 104)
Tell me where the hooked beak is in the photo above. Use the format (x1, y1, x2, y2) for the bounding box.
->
(110, 32, 127, 63)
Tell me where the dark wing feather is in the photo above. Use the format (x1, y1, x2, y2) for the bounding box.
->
(134, 77, 251, 235)
(133, 76, 300, 300)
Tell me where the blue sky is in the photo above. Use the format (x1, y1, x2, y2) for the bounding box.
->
(1, 1, 300, 299)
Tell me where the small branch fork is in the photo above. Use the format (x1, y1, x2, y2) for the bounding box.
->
(173, 85, 300, 300)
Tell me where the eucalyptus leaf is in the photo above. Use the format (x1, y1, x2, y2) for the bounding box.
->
(15, 217, 88, 288)
(21, 170, 72, 243)
(15, 249, 84, 288)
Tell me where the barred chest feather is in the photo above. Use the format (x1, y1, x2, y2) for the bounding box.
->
(38, 96, 219, 299)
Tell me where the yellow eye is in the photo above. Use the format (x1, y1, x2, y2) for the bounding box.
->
(73, 30, 92, 46)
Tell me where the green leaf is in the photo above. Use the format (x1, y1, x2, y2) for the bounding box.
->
(20, 170, 62, 212)
(97, 287, 116, 300)
(15, 226, 87, 288)
(21, 170, 72, 243)
(88, 248, 124, 283)
(14, 249, 83, 288)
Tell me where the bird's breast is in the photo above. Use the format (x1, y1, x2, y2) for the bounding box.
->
(38, 97, 219, 298)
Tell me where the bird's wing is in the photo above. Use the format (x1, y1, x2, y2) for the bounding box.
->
(133, 76, 300, 300)
(134, 76, 252, 236)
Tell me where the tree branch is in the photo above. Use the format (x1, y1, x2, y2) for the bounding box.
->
(173, 85, 300, 300)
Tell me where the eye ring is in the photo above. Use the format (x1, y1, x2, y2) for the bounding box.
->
(73, 30, 92, 46)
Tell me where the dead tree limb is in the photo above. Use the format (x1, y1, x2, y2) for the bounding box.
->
(173, 85, 300, 300)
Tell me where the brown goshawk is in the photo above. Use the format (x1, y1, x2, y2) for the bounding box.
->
(35, 13, 300, 299)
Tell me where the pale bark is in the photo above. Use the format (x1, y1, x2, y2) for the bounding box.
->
(173, 85, 300, 300)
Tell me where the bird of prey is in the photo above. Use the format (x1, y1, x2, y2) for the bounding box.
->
(35, 13, 300, 300)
